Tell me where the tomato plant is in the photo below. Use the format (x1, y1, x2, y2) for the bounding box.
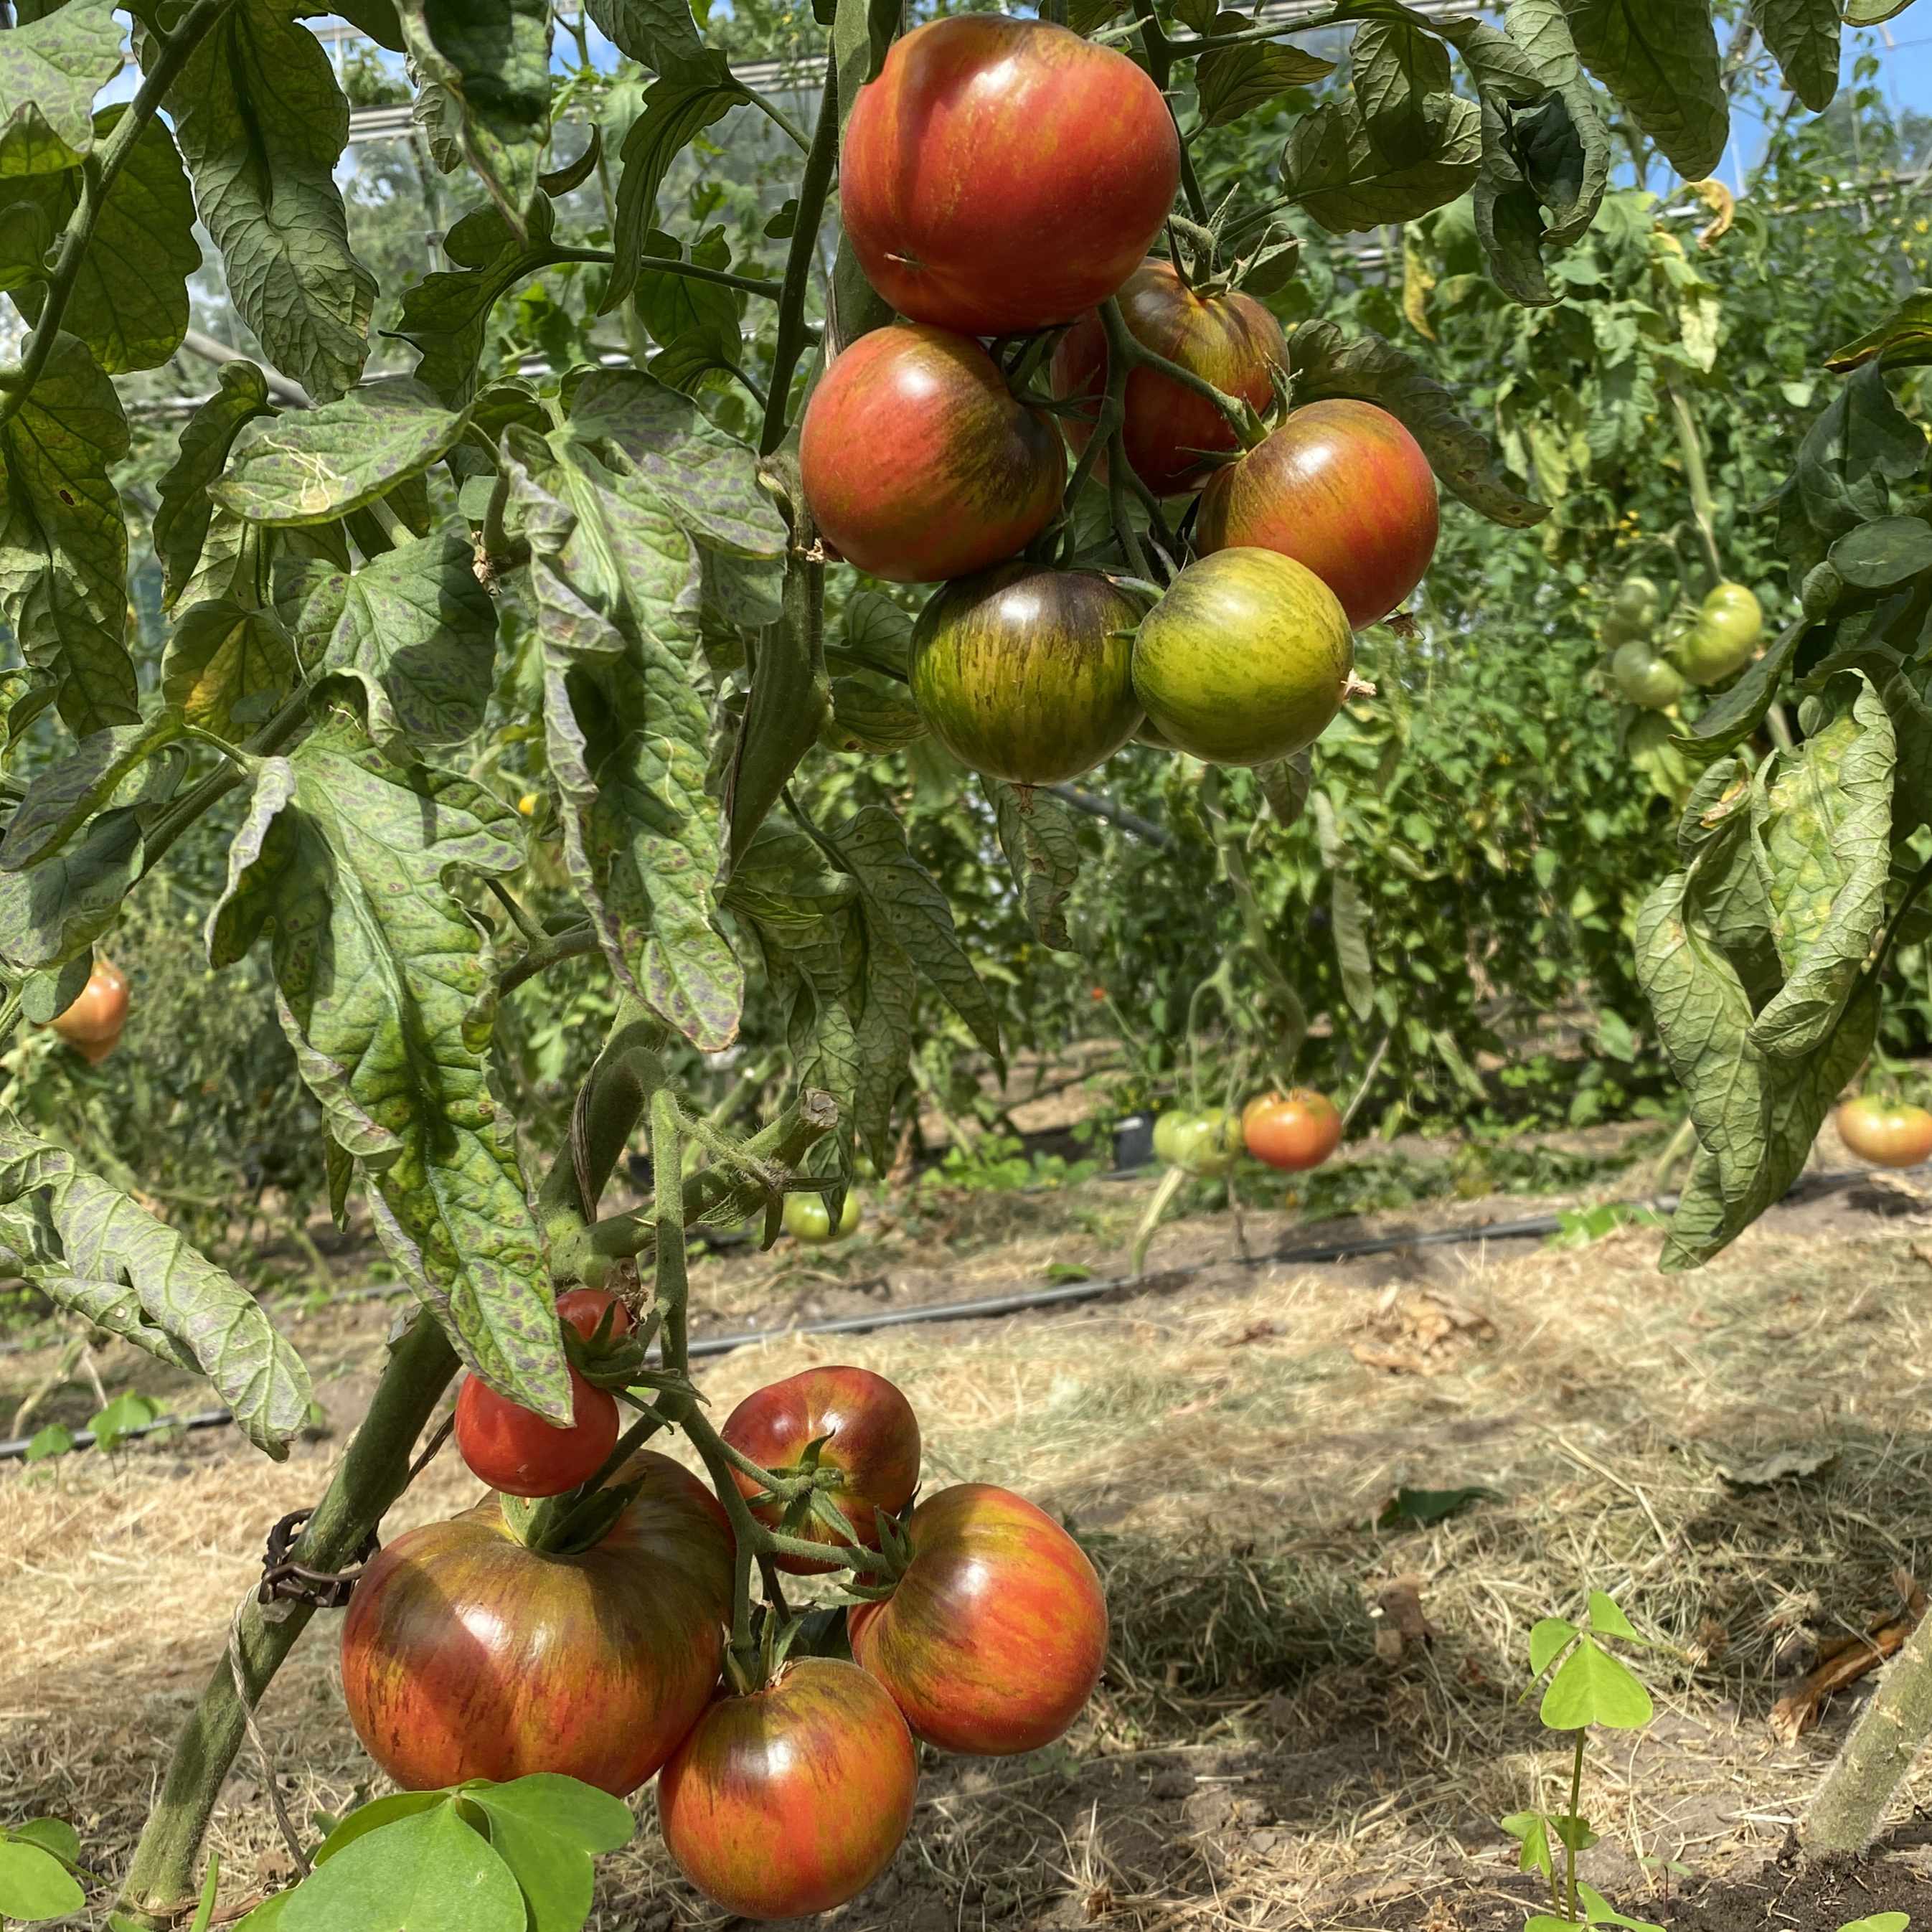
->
(782, 1188, 862, 1242)
(800, 324, 1064, 583)
(720, 1365, 921, 1573)
(453, 1368, 621, 1499)
(1197, 401, 1440, 629)
(1243, 1090, 1342, 1172)
(841, 17, 1179, 335)
(339, 1454, 734, 1795)
(657, 1659, 918, 1919)
(849, 1484, 1108, 1756)
(1052, 259, 1286, 496)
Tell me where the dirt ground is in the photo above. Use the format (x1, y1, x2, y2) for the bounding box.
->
(11, 1136, 1932, 1931)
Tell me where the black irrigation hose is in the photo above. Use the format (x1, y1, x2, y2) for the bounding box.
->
(0, 1156, 1910, 1461)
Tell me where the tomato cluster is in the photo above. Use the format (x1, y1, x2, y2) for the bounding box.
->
(342, 1340, 1106, 1921)
(1601, 571, 1765, 711)
(1154, 1088, 1344, 1179)
(801, 17, 1442, 783)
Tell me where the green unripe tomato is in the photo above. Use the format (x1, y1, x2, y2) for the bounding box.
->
(1611, 641, 1685, 710)
(1598, 608, 1652, 650)
(1669, 580, 1763, 687)
(783, 1189, 862, 1243)
(1609, 574, 1661, 629)
(1151, 1109, 1195, 1167)
(1168, 1108, 1243, 1177)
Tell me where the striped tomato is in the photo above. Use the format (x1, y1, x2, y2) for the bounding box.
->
(658, 1658, 917, 1918)
(801, 324, 1063, 585)
(339, 1452, 732, 1795)
(849, 1484, 1107, 1756)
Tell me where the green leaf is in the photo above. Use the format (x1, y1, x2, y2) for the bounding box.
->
(23, 1421, 73, 1461)
(395, 198, 558, 410)
(1539, 1634, 1654, 1730)
(9, 1822, 78, 1869)
(161, 600, 300, 739)
(0, 806, 143, 974)
(465, 1777, 633, 1932)
(1352, 17, 1451, 166)
(1500, 1811, 1555, 1881)
(1679, 623, 1806, 766)
(1749, 680, 1893, 1058)
(1845, 0, 1916, 19)
(1585, 1591, 1640, 1640)
(506, 430, 743, 1052)
(0, 0, 122, 179)
(397, 1, 552, 240)
(829, 804, 1004, 1071)
(1331, 868, 1374, 1022)
(306, 529, 498, 756)
(824, 676, 925, 753)
(1576, 1882, 1665, 1932)
(311, 1792, 452, 1868)
(1558, 0, 1725, 179)
(1195, 19, 1334, 126)
(1377, 1484, 1493, 1528)
(1837, 1916, 1912, 1932)
(848, 917, 918, 1172)
(1829, 516, 1932, 590)
(207, 722, 570, 1422)
(0, 332, 136, 735)
(282, 1800, 524, 1932)
(8, 105, 199, 373)
(1826, 289, 1932, 374)
(721, 823, 858, 931)
(0, 1836, 84, 1921)
(1747, 0, 1839, 112)
(0, 717, 186, 871)
(154, 366, 275, 609)
(633, 228, 743, 379)
(212, 380, 467, 526)
(1285, 88, 1480, 230)
(1529, 1616, 1578, 1676)
(563, 367, 788, 565)
(1792, 366, 1926, 550)
(585, 0, 707, 70)
(0, 1124, 315, 1456)
(603, 55, 752, 313)
(1286, 320, 1546, 527)
(0, 197, 53, 296)
(988, 781, 1083, 955)
(834, 0, 900, 128)
(162, 0, 376, 401)
(90, 1389, 161, 1451)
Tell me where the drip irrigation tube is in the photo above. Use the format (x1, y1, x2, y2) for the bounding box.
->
(0, 1157, 1908, 1462)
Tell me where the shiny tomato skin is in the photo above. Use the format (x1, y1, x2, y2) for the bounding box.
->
(1198, 400, 1439, 629)
(555, 1286, 634, 1342)
(801, 324, 1064, 584)
(659, 1657, 918, 1920)
(849, 1483, 1107, 1756)
(454, 1366, 620, 1498)
(841, 17, 1179, 336)
(1242, 1090, 1342, 1172)
(340, 1452, 734, 1796)
(721, 1365, 921, 1575)
(51, 958, 128, 1062)
(1052, 259, 1286, 496)
(1836, 1096, 1932, 1169)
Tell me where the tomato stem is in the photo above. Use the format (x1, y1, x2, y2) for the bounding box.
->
(1129, 0, 1210, 225)
(1100, 296, 1263, 445)
(759, 53, 842, 456)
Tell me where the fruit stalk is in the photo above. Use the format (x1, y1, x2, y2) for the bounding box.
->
(1099, 296, 1261, 445)
(113, 1312, 461, 1928)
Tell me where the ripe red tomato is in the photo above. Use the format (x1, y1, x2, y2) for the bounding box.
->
(454, 1366, 619, 1498)
(848, 1483, 1107, 1756)
(555, 1286, 634, 1342)
(1836, 1095, 1932, 1169)
(1197, 400, 1439, 629)
(51, 958, 128, 1065)
(659, 1657, 917, 1918)
(1051, 258, 1286, 496)
(340, 1452, 733, 1795)
(720, 1365, 921, 1574)
(800, 325, 1064, 585)
(1242, 1090, 1342, 1172)
(910, 562, 1144, 784)
(841, 17, 1179, 336)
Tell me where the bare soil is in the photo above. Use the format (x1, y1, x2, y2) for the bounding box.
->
(9, 1133, 1932, 1931)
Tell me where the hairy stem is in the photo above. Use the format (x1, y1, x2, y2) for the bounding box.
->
(496, 922, 600, 996)
(114, 1315, 459, 1926)
(1101, 296, 1260, 443)
(1802, 1597, 1932, 1853)
(1131, 0, 1209, 225)
(760, 58, 842, 455)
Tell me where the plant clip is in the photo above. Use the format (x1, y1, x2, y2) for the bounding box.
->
(256, 1508, 380, 1610)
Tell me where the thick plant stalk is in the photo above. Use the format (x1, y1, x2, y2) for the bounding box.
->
(114, 1313, 460, 1927)
(1801, 1608, 1932, 1855)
